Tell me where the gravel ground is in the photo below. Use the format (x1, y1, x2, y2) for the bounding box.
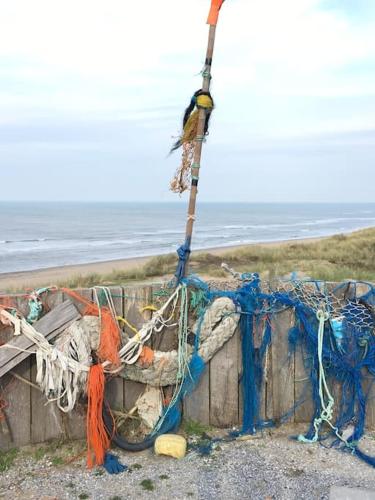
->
(1, 425, 375, 500)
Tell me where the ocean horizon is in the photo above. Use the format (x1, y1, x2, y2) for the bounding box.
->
(1, 201, 375, 274)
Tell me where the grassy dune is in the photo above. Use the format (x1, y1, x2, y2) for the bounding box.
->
(62, 227, 375, 288)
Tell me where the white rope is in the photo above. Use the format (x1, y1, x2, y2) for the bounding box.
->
(298, 309, 350, 447)
(93, 286, 118, 321)
(120, 296, 240, 386)
(0, 309, 89, 412)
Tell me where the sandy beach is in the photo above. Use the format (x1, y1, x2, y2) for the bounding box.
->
(0, 236, 326, 292)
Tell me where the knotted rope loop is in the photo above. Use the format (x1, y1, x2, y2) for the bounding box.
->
(175, 242, 191, 282)
(298, 307, 350, 448)
(316, 309, 329, 322)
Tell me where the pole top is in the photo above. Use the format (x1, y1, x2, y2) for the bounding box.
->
(207, 0, 225, 26)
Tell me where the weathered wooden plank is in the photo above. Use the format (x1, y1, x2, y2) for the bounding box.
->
(209, 332, 239, 427)
(0, 296, 31, 449)
(364, 370, 375, 431)
(44, 288, 65, 311)
(0, 300, 80, 378)
(237, 319, 269, 428)
(0, 398, 13, 449)
(265, 345, 274, 422)
(30, 370, 64, 444)
(271, 309, 295, 424)
(0, 296, 21, 449)
(236, 316, 272, 428)
(151, 284, 180, 424)
(105, 287, 125, 410)
(151, 284, 177, 353)
(330, 374, 342, 426)
(184, 367, 210, 425)
(294, 336, 314, 424)
(123, 285, 152, 411)
(255, 318, 268, 423)
(237, 326, 243, 427)
(13, 295, 29, 319)
(0, 359, 31, 449)
(31, 291, 66, 444)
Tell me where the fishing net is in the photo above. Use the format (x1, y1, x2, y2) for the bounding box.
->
(181, 273, 375, 465)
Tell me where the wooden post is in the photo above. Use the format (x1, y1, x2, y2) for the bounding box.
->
(183, 24, 218, 275)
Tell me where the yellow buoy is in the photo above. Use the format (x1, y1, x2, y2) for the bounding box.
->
(154, 434, 187, 459)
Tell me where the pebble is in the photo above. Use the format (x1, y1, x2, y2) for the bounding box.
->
(1, 426, 374, 500)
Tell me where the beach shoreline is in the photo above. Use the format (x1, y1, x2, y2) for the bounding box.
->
(0, 234, 328, 291)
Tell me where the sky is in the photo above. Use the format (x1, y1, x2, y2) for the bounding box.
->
(1, 0, 375, 203)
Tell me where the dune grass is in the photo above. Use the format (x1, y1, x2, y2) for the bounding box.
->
(60, 228, 375, 288)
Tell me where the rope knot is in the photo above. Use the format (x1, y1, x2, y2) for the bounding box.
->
(175, 241, 191, 282)
(316, 310, 329, 322)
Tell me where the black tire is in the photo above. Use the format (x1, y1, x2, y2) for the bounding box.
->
(103, 401, 156, 452)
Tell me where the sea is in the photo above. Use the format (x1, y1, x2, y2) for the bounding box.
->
(1, 202, 375, 274)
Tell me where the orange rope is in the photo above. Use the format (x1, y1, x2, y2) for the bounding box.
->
(61, 289, 121, 467)
(0, 296, 16, 309)
(137, 345, 154, 367)
(97, 308, 120, 366)
(61, 288, 120, 366)
(61, 288, 97, 313)
(86, 364, 110, 467)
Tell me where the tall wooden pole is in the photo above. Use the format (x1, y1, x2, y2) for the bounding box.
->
(183, 24, 217, 276)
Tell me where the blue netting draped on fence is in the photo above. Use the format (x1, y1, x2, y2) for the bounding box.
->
(181, 274, 375, 466)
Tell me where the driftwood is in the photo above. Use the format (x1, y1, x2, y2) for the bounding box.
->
(0, 301, 81, 378)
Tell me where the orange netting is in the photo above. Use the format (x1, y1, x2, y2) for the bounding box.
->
(0, 296, 16, 310)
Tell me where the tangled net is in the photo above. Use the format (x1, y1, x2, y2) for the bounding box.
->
(184, 271, 374, 466)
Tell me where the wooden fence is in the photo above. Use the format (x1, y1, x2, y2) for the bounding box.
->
(0, 284, 374, 450)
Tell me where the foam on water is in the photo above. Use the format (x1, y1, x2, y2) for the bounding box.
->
(0, 202, 374, 274)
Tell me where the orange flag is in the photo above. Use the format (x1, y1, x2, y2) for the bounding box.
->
(207, 0, 225, 26)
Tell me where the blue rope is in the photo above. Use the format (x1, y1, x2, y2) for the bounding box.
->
(175, 238, 191, 282)
(103, 453, 127, 474)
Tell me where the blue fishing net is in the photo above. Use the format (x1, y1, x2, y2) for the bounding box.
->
(180, 274, 375, 466)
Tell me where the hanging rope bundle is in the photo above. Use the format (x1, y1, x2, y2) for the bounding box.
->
(86, 363, 110, 467)
(170, 90, 214, 194)
(0, 308, 93, 412)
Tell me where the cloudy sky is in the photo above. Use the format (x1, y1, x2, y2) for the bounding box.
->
(1, 0, 374, 202)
